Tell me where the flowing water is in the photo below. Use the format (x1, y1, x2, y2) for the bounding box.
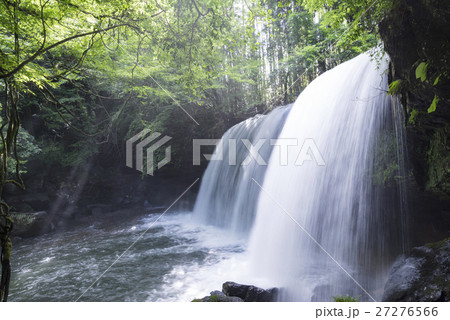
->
(193, 51, 407, 301)
(10, 213, 248, 301)
(246, 52, 407, 301)
(10, 51, 407, 302)
(193, 104, 292, 234)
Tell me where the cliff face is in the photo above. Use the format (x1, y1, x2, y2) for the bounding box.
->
(379, 0, 450, 245)
(379, 0, 450, 197)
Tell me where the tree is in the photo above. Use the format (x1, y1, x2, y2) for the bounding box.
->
(0, 0, 153, 301)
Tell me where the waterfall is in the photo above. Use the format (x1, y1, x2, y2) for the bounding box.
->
(194, 51, 407, 301)
(247, 52, 407, 301)
(193, 105, 292, 234)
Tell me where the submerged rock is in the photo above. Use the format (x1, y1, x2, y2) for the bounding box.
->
(382, 239, 449, 302)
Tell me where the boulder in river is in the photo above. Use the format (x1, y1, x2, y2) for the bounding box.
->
(11, 211, 54, 238)
(222, 281, 279, 302)
(193, 282, 279, 302)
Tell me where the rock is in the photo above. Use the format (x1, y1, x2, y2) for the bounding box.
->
(194, 292, 243, 302)
(11, 211, 54, 238)
(9, 193, 50, 211)
(246, 286, 279, 302)
(222, 281, 278, 302)
(382, 239, 450, 302)
(222, 281, 250, 300)
(379, 0, 450, 199)
(87, 204, 113, 217)
(209, 290, 225, 297)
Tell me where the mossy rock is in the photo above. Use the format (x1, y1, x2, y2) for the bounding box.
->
(382, 239, 450, 301)
(191, 291, 243, 302)
(333, 295, 360, 302)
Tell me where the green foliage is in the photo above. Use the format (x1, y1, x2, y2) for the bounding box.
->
(414, 61, 441, 113)
(1, 0, 391, 181)
(388, 79, 402, 95)
(433, 75, 441, 86)
(428, 95, 439, 114)
(333, 295, 360, 302)
(300, 0, 394, 45)
(208, 294, 221, 302)
(415, 62, 429, 82)
(409, 109, 419, 125)
(12, 128, 41, 174)
(0, 126, 41, 175)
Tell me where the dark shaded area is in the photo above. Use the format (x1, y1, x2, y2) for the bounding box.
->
(379, 0, 450, 246)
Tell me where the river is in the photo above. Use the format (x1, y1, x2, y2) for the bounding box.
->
(10, 212, 249, 302)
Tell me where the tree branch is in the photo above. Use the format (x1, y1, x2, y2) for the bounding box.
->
(0, 23, 131, 79)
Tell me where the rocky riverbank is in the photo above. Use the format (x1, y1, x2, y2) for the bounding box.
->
(193, 238, 450, 303)
(7, 170, 200, 239)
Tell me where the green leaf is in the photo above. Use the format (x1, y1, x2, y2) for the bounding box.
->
(433, 75, 441, 86)
(415, 62, 428, 82)
(408, 109, 418, 124)
(427, 95, 439, 113)
(387, 79, 401, 95)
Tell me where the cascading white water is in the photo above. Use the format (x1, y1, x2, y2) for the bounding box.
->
(247, 52, 407, 301)
(193, 50, 407, 302)
(193, 105, 292, 234)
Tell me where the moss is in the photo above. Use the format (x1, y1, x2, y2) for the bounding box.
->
(191, 295, 224, 302)
(424, 238, 450, 250)
(10, 212, 36, 228)
(208, 295, 221, 302)
(426, 126, 450, 198)
(333, 295, 360, 302)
